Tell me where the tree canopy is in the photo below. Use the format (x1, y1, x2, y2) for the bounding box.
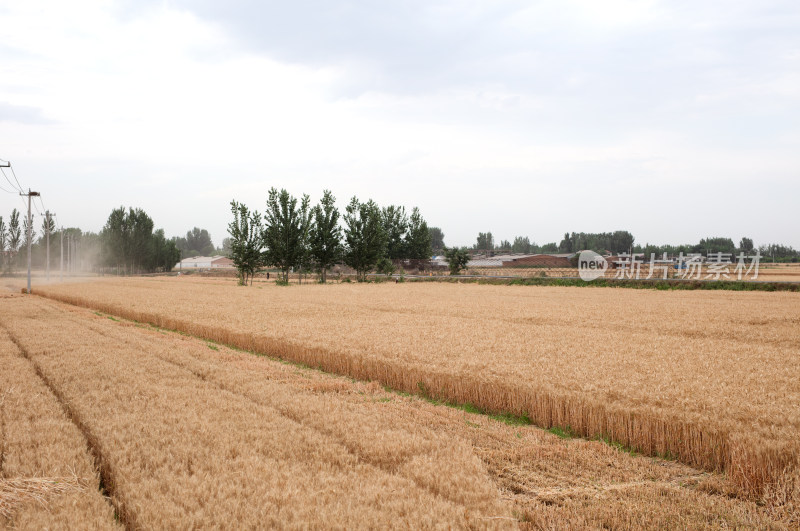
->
(343, 197, 386, 281)
(444, 246, 470, 275)
(262, 188, 311, 282)
(475, 232, 494, 252)
(404, 207, 431, 260)
(428, 227, 445, 253)
(309, 190, 342, 283)
(174, 227, 215, 257)
(558, 231, 635, 254)
(228, 201, 264, 285)
(100, 206, 179, 274)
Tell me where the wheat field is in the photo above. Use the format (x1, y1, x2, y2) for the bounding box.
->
(0, 313, 120, 529)
(29, 276, 800, 508)
(0, 293, 512, 528)
(0, 290, 795, 528)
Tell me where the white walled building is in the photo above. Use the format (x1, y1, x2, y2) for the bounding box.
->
(175, 255, 235, 270)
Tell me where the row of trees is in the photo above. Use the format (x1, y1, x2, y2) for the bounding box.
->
(634, 237, 799, 261)
(473, 232, 559, 255)
(0, 208, 98, 273)
(0, 209, 56, 273)
(468, 231, 799, 261)
(757, 243, 800, 262)
(0, 209, 22, 272)
(100, 207, 180, 274)
(558, 231, 636, 254)
(228, 189, 432, 284)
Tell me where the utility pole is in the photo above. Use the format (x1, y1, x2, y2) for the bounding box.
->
(60, 228, 63, 282)
(20, 189, 40, 294)
(45, 211, 53, 281)
(67, 233, 71, 274)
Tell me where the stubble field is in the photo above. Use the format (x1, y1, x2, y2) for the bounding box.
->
(0, 287, 796, 528)
(26, 276, 800, 510)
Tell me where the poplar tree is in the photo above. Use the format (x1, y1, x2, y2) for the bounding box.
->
(262, 188, 310, 283)
(381, 205, 408, 260)
(8, 209, 21, 271)
(309, 190, 342, 283)
(404, 207, 431, 259)
(343, 197, 386, 281)
(228, 200, 264, 285)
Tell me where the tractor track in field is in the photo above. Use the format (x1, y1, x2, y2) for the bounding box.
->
(13, 297, 495, 516)
(0, 321, 134, 531)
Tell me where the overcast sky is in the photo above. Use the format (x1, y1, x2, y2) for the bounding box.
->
(1, 0, 798, 249)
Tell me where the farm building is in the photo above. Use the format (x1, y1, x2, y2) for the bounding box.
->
(175, 255, 234, 270)
(467, 258, 504, 267)
(431, 253, 580, 269)
(467, 254, 525, 267)
(501, 253, 575, 267)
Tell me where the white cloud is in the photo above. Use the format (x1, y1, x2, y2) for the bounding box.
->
(0, 0, 798, 249)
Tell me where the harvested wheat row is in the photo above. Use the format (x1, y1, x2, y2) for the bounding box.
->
(33, 278, 800, 504)
(0, 322, 119, 530)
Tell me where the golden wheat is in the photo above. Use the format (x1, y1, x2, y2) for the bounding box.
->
(31, 276, 800, 506)
(1, 295, 516, 528)
(0, 309, 119, 530)
(1, 292, 793, 527)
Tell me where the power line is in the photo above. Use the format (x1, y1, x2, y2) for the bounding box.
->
(32, 195, 43, 217)
(7, 164, 24, 192)
(33, 193, 52, 225)
(0, 180, 17, 194)
(1, 167, 21, 193)
(2, 160, 52, 235)
(0, 159, 24, 195)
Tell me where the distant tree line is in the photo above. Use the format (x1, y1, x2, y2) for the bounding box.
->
(558, 231, 636, 254)
(173, 227, 216, 257)
(470, 231, 559, 254)
(634, 237, 799, 261)
(467, 229, 799, 262)
(0, 208, 107, 274)
(228, 189, 433, 284)
(0, 208, 64, 273)
(100, 207, 180, 274)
